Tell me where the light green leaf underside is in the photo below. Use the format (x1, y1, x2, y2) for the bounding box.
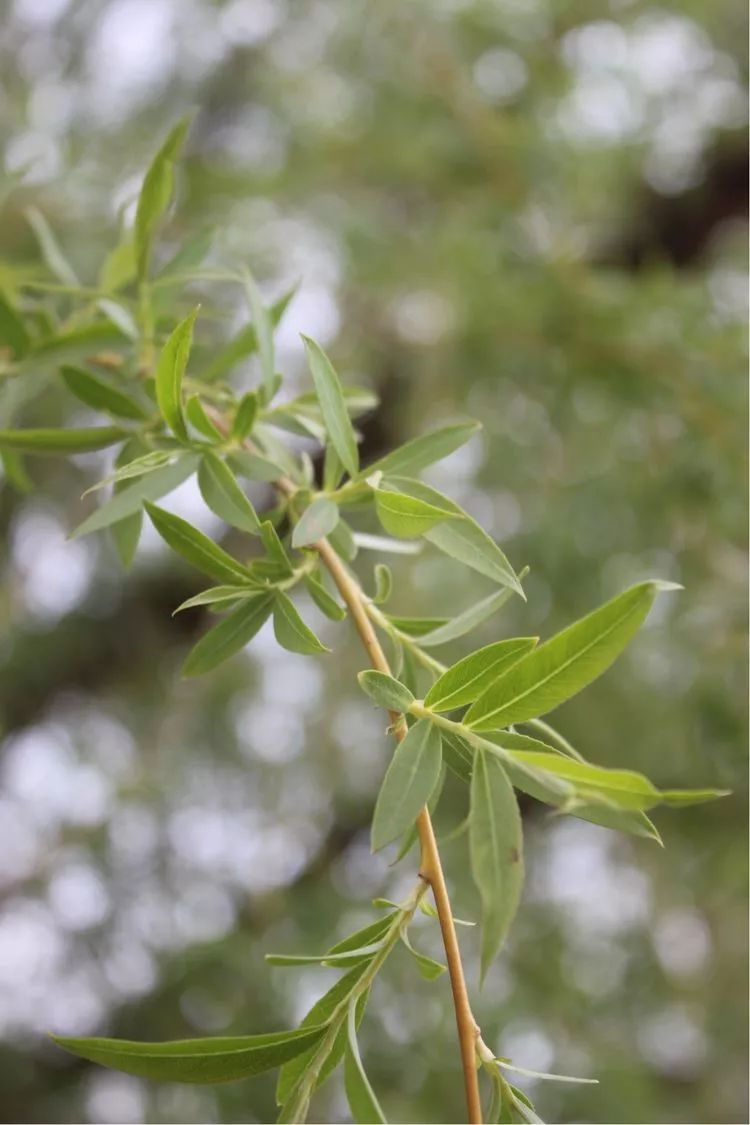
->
(302, 335, 359, 477)
(292, 496, 339, 548)
(344, 1004, 387, 1124)
(470, 749, 524, 981)
(371, 719, 442, 851)
(71, 455, 200, 538)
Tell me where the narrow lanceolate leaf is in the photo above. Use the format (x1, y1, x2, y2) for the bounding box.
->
(399, 930, 446, 980)
(186, 395, 223, 441)
(373, 487, 456, 540)
(156, 307, 198, 442)
(50, 1025, 326, 1085)
(360, 421, 481, 480)
(70, 455, 199, 537)
(466, 581, 681, 731)
(418, 582, 525, 648)
(424, 638, 539, 712)
(373, 563, 392, 604)
(25, 206, 79, 286)
(327, 914, 397, 956)
(259, 521, 293, 576)
(228, 450, 285, 483)
(505, 750, 729, 812)
(304, 574, 346, 621)
(243, 269, 275, 395)
(182, 594, 273, 677)
(134, 116, 191, 280)
(61, 365, 148, 420)
(371, 719, 442, 851)
(276, 963, 370, 1105)
(302, 336, 359, 477)
(358, 670, 415, 713)
(174, 586, 262, 614)
(265, 943, 382, 968)
(0, 426, 126, 455)
(232, 392, 258, 441)
(0, 292, 31, 357)
(83, 452, 179, 497)
(470, 748, 524, 981)
(388, 478, 524, 596)
(201, 287, 295, 383)
(292, 497, 339, 548)
(145, 502, 253, 584)
(344, 1004, 387, 1124)
(273, 592, 329, 655)
(198, 453, 260, 534)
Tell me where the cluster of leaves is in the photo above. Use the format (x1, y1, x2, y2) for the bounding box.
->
(0, 122, 728, 1125)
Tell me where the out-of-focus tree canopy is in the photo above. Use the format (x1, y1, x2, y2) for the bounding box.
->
(0, 1, 746, 1122)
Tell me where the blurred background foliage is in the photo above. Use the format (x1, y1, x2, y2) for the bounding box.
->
(0, 0, 747, 1122)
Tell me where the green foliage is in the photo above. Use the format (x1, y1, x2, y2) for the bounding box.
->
(0, 120, 731, 1125)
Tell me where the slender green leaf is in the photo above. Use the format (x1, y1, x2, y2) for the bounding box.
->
(61, 365, 148, 420)
(201, 288, 295, 383)
(373, 564, 392, 604)
(174, 586, 262, 614)
(99, 237, 136, 292)
(373, 486, 456, 539)
(259, 520, 294, 576)
(371, 719, 443, 851)
(232, 392, 258, 441)
(97, 298, 138, 340)
(276, 966, 370, 1106)
(327, 915, 397, 955)
(497, 1059, 597, 1085)
(182, 594, 273, 677)
(399, 930, 446, 980)
(304, 573, 346, 621)
(51, 1025, 326, 1085)
(328, 517, 358, 560)
(323, 442, 345, 492)
(361, 421, 480, 480)
(0, 292, 31, 357)
(386, 615, 449, 637)
(156, 307, 198, 442)
(1, 450, 32, 492)
(145, 501, 253, 583)
(0, 426, 126, 455)
(71, 454, 199, 537)
(344, 1004, 387, 1124)
(198, 452, 260, 533)
(506, 750, 728, 812)
(265, 943, 382, 968)
(302, 336, 359, 477)
(25, 206, 79, 285)
(466, 581, 681, 731)
(228, 449, 285, 482)
(273, 592, 329, 654)
(470, 748, 524, 981)
(424, 638, 539, 712)
(417, 581, 525, 647)
(358, 670, 415, 713)
(186, 395, 223, 440)
(243, 269, 275, 395)
(292, 497, 339, 548)
(134, 117, 191, 280)
(387, 477, 524, 595)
